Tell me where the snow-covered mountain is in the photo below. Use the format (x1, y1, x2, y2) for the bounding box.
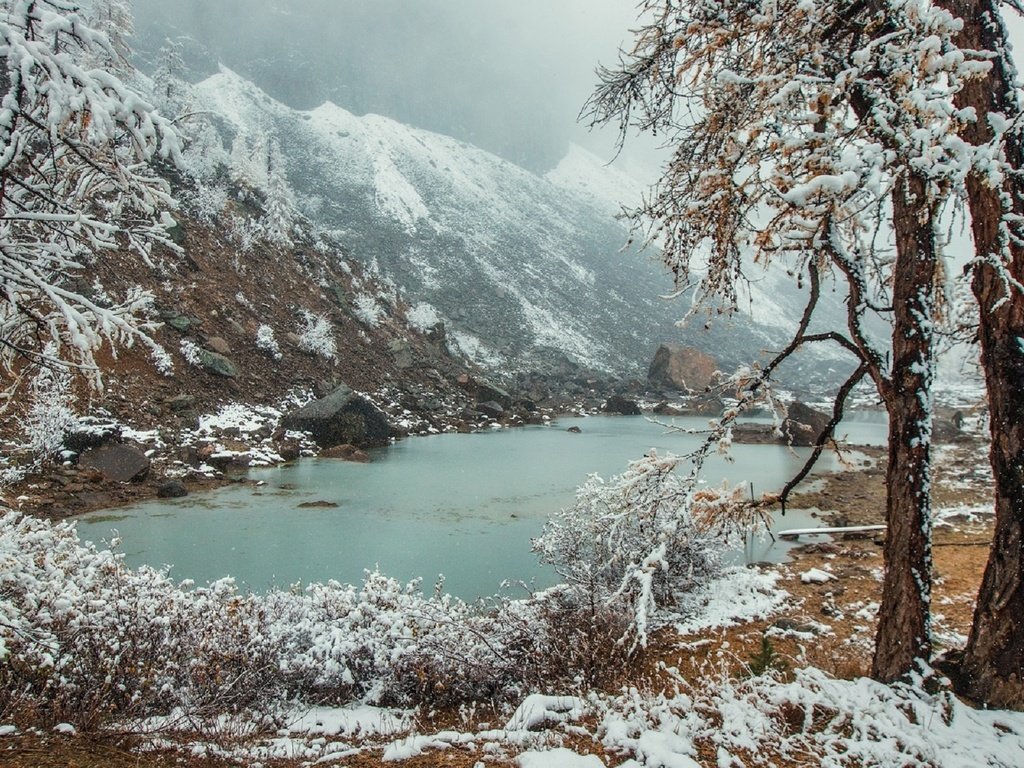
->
(192, 68, 837, 379)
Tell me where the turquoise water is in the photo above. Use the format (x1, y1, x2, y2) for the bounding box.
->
(78, 414, 885, 600)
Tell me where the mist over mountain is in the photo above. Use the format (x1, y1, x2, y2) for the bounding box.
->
(130, 0, 642, 173)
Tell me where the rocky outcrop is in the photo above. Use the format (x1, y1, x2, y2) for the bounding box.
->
(603, 395, 641, 416)
(782, 401, 831, 446)
(78, 444, 151, 482)
(281, 384, 393, 448)
(457, 374, 513, 409)
(647, 344, 718, 392)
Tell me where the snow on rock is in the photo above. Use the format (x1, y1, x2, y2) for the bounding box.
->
(800, 568, 837, 584)
(53, 722, 76, 735)
(0, 725, 16, 737)
(517, 747, 606, 767)
(505, 695, 585, 732)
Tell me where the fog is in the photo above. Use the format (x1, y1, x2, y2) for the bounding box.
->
(131, 0, 655, 173)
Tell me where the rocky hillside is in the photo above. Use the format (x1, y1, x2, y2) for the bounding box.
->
(189, 68, 850, 381)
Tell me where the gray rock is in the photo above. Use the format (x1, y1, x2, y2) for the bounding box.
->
(206, 336, 231, 355)
(457, 374, 513, 409)
(603, 394, 641, 415)
(63, 418, 121, 452)
(772, 617, 821, 634)
(167, 315, 195, 333)
(167, 393, 196, 412)
(280, 384, 393, 448)
(477, 400, 505, 419)
(199, 348, 238, 378)
(79, 445, 150, 482)
(782, 401, 831, 446)
(156, 479, 188, 498)
(389, 339, 414, 369)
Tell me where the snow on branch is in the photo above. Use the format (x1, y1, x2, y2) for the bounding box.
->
(0, 0, 182, 388)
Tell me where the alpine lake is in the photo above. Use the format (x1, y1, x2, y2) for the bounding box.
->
(79, 414, 887, 601)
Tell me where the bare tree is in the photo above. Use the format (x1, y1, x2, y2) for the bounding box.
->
(0, 0, 181, 393)
(588, 0, 983, 680)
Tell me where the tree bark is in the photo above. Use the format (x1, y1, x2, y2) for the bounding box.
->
(871, 172, 937, 681)
(937, 0, 1024, 709)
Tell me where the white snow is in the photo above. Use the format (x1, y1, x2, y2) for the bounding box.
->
(801, 568, 837, 584)
(505, 695, 585, 732)
(517, 747, 605, 767)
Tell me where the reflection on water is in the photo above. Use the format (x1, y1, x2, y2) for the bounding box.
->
(79, 414, 886, 600)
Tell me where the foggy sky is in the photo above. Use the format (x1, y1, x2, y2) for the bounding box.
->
(131, 0, 649, 173)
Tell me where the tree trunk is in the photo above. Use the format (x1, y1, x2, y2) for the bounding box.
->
(871, 172, 937, 681)
(937, 0, 1024, 708)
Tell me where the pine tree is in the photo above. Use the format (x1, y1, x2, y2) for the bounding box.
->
(152, 38, 189, 119)
(264, 140, 296, 245)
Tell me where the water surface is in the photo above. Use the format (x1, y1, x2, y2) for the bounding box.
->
(79, 414, 885, 599)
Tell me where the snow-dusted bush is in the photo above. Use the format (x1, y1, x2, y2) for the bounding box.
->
(352, 293, 383, 327)
(23, 356, 76, 463)
(533, 452, 720, 647)
(407, 302, 441, 331)
(227, 215, 263, 259)
(0, 355, 77, 487)
(255, 324, 282, 360)
(190, 182, 229, 224)
(0, 513, 571, 729)
(179, 339, 202, 367)
(296, 311, 337, 360)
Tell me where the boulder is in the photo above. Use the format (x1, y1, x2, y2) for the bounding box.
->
(320, 444, 371, 462)
(206, 336, 231, 355)
(276, 438, 302, 461)
(198, 348, 237, 378)
(457, 374, 513, 409)
(167, 393, 196, 412)
(156, 479, 188, 498)
(782, 401, 831, 446)
(281, 384, 393, 448)
(78, 444, 150, 482)
(603, 395, 641, 415)
(477, 400, 505, 419)
(652, 401, 686, 417)
(63, 418, 121, 452)
(647, 344, 718, 392)
(389, 339, 414, 369)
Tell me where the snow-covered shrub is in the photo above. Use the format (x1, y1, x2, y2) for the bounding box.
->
(533, 452, 721, 647)
(0, 355, 77, 487)
(227, 215, 263, 261)
(352, 293, 383, 327)
(190, 182, 229, 224)
(296, 310, 337, 360)
(255, 324, 282, 359)
(0, 511, 712, 730)
(180, 339, 202, 366)
(407, 302, 441, 331)
(23, 355, 76, 463)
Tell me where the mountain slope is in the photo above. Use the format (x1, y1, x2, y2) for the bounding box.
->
(192, 68, 844, 380)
